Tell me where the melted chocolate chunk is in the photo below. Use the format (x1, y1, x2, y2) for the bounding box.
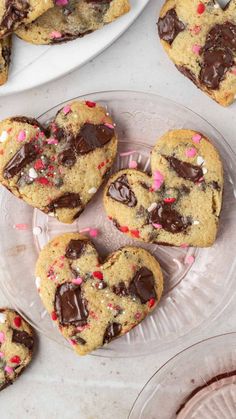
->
(76, 336, 86, 345)
(157, 9, 185, 45)
(65, 239, 86, 260)
(12, 329, 34, 350)
(112, 281, 129, 297)
(1, 0, 29, 33)
(139, 181, 150, 190)
(2, 46, 11, 66)
(166, 156, 203, 182)
(107, 175, 137, 207)
(129, 267, 157, 304)
(3, 142, 38, 179)
(176, 65, 198, 86)
(103, 322, 122, 344)
(55, 282, 88, 326)
(57, 122, 113, 167)
(150, 203, 191, 233)
(75, 123, 114, 154)
(200, 22, 236, 89)
(48, 193, 81, 211)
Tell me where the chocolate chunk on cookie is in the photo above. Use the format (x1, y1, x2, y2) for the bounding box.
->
(104, 129, 223, 247)
(35, 233, 163, 355)
(0, 100, 118, 223)
(16, 0, 130, 45)
(0, 0, 54, 38)
(0, 36, 11, 86)
(0, 308, 34, 391)
(157, 0, 236, 106)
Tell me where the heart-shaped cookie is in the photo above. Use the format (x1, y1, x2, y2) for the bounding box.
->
(16, 0, 130, 45)
(0, 100, 117, 223)
(104, 129, 223, 247)
(157, 0, 236, 106)
(35, 233, 163, 355)
(0, 308, 34, 392)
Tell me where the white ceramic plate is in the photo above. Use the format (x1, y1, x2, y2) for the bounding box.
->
(0, 91, 236, 358)
(0, 0, 150, 96)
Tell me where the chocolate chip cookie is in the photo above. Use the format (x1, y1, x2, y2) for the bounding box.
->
(35, 233, 164, 355)
(157, 0, 236, 106)
(0, 100, 117, 223)
(104, 129, 223, 247)
(0, 0, 54, 38)
(16, 0, 130, 45)
(0, 308, 34, 391)
(0, 36, 11, 85)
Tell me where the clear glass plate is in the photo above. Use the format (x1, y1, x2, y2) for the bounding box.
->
(129, 332, 236, 418)
(0, 91, 235, 357)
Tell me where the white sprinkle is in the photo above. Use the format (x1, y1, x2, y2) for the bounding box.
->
(33, 226, 42, 236)
(35, 277, 41, 289)
(147, 202, 157, 212)
(214, 3, 220, 8)
(202, 167, 208, 174)
(88, 187, 97, 194)
(197, 156, 205, 166)
(48, 212, 55, 217)
(29, 168, 38, 179)
(0, 131, 8, 142)
(193, 220, 200, 225)
(0, 313, 6, 324)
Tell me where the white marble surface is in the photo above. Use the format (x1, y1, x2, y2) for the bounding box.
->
(0, 0, 236, 418)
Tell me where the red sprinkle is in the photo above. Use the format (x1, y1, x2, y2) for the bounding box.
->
(13, 316, 22, 328)
(36, 177, 50, 185)
(148, 298, 156, 308)
(119, 226, 129, 233)
(51, 311, 57, 321)
(197, 3, 205, 14)
(163, 197, 176, 204)
(92, 271, 103, 280)
(34, 159, 44, 170)
(85, 100, 96, 108)
(10, 355, 21, 364)
(130, 230, 140, 238)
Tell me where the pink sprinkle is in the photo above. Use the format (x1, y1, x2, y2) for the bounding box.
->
(13, 223, 29, 230)
(119, 150, 137, 157)
(17, 130, 26, 142)
(63, 105, 71, 115)
(0, 352, 4, 358)
(72, 277, 83, 285)
(152, 223, 162, 229)
(89, 229, 98, 238)
(5, 366, 13, 374)
(152, 171, 164, 190)
(69, 339, 77, 346)
(192, 44, 201, 55)
(180, 243, 189, 248)
(231, 67, 236, 75)
(192, 133, 202, 144)
(104, 123, 114, 130)
(185, 147, 197, 158)
(47, 138, 58, 145)
(50, 31, 62, 39)
(55, 0, 68, 5)
(129, 160, 138, 169)
(184, 255, 195, 265)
